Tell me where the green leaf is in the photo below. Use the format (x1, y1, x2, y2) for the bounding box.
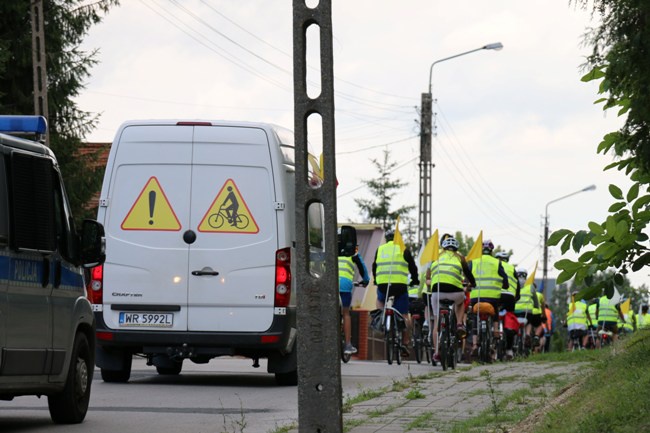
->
(581, 67, 605, 82)
(572, 230, 588, 252)
(579, 251, 594, 262)
(608, 202, 626, 212)
(556, 269, 576, 285)
(547, 229, 572, 246)
(588, 221, 605, 235)
(633, 194, 650, 213)
(560, 235, 573, 254)
(614, 273, 624, 286)
(609, 184, 623, 200)
(627, 183, 640, 202)
(555, 259, 581, 271)
(632, 252, 650, 271)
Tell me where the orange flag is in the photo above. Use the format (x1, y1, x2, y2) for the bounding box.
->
(465, 230, 483, 262)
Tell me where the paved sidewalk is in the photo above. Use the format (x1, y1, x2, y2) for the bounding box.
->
(290, 360, 587, 433)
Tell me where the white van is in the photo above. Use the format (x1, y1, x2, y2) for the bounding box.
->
(0, 115, 105, 423)
(91, 120, 324, 385)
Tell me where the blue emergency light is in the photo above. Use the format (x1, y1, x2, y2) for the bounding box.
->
(0, 115, 47, 135)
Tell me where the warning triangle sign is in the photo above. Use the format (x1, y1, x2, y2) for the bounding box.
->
(121, 177, 181, 231)
(198, 179, 259, 234)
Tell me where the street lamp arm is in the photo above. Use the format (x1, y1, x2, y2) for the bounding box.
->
(544, 184, 597, 217)
(427, 42, 503, 93)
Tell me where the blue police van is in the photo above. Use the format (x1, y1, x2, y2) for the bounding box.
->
(0, 115, 105, 423)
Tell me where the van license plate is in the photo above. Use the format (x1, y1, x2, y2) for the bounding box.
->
(119, 312, 173, 327)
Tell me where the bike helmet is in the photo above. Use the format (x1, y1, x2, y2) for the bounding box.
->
(494, 251, 509, 261)
(441, 236, 459, 251)
(384, 230, 395, 241)
(515, 266, 528, 278)
(440, 233, 452, 246)
(482, 239, 494, 253)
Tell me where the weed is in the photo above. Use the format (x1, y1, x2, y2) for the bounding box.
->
(342, 386, 388, 412)
(405, 387, 425, 400)
(457, 374, 473, 382)
(267, 422, 297, 433)
(405, 411, 436, 431)
(343, 418, 364, 432)
(366, 404, 397, 417)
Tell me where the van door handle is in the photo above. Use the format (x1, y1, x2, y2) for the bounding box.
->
(191, 268, 219, 276)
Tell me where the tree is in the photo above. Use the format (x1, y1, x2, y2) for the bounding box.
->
(548, 1, 650, 299)
(354, 150, 415, 232)
(0, 1, 119, 220)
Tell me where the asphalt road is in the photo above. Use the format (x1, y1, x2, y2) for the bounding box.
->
(0, 356, 438, 433)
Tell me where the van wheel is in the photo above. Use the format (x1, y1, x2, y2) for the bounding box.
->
(275, 370, 298, 386)
(48, 332, 93, 424)
(100, 353, 132, 383)
(156, 362, 182, 375)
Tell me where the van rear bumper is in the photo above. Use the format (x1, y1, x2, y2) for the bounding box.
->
(93, 307, 296, 354)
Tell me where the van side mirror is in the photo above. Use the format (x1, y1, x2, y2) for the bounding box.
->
(338, 225, 357, 256)
(80, 219, 105, 268)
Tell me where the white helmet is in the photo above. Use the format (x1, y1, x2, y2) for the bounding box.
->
(515, 266, 528, 278)
(495, 251, 509, 260)
(441, 236, 459, 251)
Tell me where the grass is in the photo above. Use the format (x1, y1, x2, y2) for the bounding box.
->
(342, 386, 388, 412)
(405, 411, 437, 431)
(531, 331, 650, 433)
(404, 387, 425, 400)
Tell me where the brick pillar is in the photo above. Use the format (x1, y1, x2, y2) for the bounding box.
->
(355, 309, 369, 360)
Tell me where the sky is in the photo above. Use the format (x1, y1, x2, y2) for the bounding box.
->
(75, 1, 648, 290)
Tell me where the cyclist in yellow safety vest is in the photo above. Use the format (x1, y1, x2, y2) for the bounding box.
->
(338, 242, 369, 355)
(494, 251, 520, 359)
(514, 267, 540, 348)
(467, 239, 509, 357)
(638, 304, 650, 329)
(596, 294, 626, 347)
(618, 310, 634, 336)
(532, 291, 546, 352)
(424, 235, 476, 363)
(566, 292, 590, 350)
(372, 230, 420, 356)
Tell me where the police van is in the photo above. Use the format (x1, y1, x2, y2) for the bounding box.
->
(91, 119, 325, 385)
(0, 115, 105, 423)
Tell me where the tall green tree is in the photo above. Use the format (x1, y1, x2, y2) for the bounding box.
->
(354, 150, 415, 232)
(0, 1, 119, 220)
(549, 1, 650, 300)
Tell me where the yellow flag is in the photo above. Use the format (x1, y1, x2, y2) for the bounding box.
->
(465, 230, 483, 261)
(393, 216, 406, 253)
(620, 298, 631, 315)
(420, 229, 439, 265)
(525, 261, 538, 287)
(569, 293, 576, 315)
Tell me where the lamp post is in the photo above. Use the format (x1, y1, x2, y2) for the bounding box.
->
(542, 184, 597, 299)
(418, 42, 503, 246)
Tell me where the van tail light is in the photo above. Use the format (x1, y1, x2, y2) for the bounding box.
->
(86, 264, 104, 305)
(274, 248, 291, 308)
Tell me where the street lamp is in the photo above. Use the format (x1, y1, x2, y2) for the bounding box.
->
(418, 42, 503, 246)
(542, 184, 597, 299)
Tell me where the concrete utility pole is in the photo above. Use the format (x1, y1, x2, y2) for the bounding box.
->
(293, 1, 342, 432)
(30, 0, 50, 146)
(418, 92, 433, 247)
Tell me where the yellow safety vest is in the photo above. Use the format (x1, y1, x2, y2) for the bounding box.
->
(338, 256, 354, 281)
(374, 242, 409, 285)
(598, 296, 618, 322)
(533, 292, 544, 315)
(567, 301, 588, 327)
(470, 255, 502, 300)
(501, 261, 517, 296)
(515, 284, 535, 312)
(619, 313, 634, 332)
(639, 313, 650, 329)
(587, 303, 598, 326)
(428, 250, 463, 291)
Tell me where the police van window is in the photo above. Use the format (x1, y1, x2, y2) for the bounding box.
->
(52, 170, 76, 262)
(9, 152, 56, 252)
(0, 156, 8, 245)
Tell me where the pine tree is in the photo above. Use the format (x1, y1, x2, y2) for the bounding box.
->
(0, 1, 119, 220)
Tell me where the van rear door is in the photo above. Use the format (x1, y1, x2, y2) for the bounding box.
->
(102, 125, 192, 331)
(187, 125, 277, 332)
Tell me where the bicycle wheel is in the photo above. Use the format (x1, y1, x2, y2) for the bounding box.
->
(394, 328, 402, 366)
(385, 316, 393, 365)
(440, 314, 449, 371)
(234, 214, 249, 229)
(207, 213, 224, 229)
(449, 313, 458, 370)
(413, 319, 423, 364)
(479, 321, 489, 364)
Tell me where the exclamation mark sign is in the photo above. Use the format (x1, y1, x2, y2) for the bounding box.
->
(148, 190, 156, 225)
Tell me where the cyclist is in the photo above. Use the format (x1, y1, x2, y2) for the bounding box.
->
(595, 293, 625, 347)
(495, 251, 520, 359)
(372, 229, 420, 356)
(586, 299, 599, 348)
(424, 235, 476, 363)
(514, 267, 539, 349)
(566, 291, 590, 350)
(532, 290, 545, 352)
(467, 240, 508, 358)
(338, 242, 369, 355)
(639, 304, 650, 329)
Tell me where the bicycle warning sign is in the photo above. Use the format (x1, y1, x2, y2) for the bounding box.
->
(121, 177, 181, 231)
(197, 179, 259, 234)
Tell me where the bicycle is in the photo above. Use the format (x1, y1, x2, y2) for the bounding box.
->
(473, 302, 494, 364)
(207, 206, 249, 229)
(409, 298, 429, 364)
(383, 296, 406, 365)
(437, 298, 458, 371)
(569, 329, 586, 351)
